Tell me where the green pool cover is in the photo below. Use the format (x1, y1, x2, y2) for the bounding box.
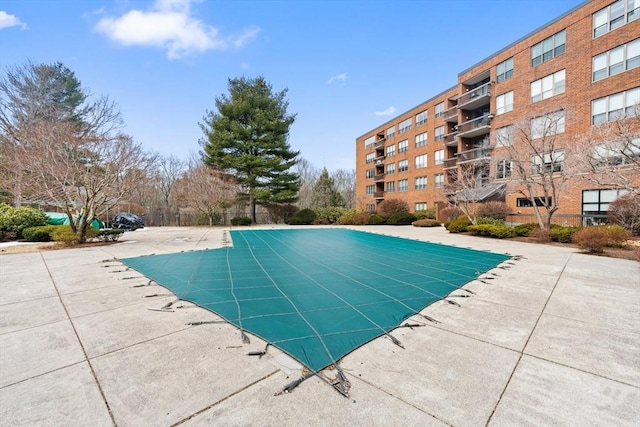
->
(121, 229, 509, 372)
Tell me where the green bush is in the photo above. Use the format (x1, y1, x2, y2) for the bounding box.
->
(0, 205, 49, 237)
(97, 228, 125, 242)
(414, 208, 436, 220)
(602, 224, 633, 247)
(368, 213, 386, 225)
(387, 212, 417, 225)
(467, 224, 515, 238)
(476, 217, 505, 226)
(337, 209, 356, 225)
(22, 225, 58, 242)
(445, 217, 472, 233)
(513, 223, 539, 236)
(230, 216, 252, 226)
(51, 225, 98, 244)
(412, 219, 441, 227)
(314, 207, 346, 224)
(549, 225, 580, 243)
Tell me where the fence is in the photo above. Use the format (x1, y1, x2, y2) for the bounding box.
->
(506, 213, 609, 227)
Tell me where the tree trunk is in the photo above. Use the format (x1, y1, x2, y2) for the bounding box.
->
(250, 196, 257, 223)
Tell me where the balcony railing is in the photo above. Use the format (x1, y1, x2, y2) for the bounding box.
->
(443, 132, 458, 146)
(456, 147, 490, 162)
(374, 191, 385, 199)
(374, 174, 385, 182)
(457, 82, 491, 109)
(442, 106, 458, 123)
(443, 158, 458, 169)
(457, 114, 492, 138)
(373, 138, 385, 149)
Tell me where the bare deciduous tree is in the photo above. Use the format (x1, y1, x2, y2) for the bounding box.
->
(331, 168, 356, 209)
(294, 158, 320, 209)
(443, 158, 493, 224)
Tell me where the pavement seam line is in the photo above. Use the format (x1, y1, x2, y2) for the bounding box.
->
(40, 252, 119, 427)
(483, 252, 573, 427)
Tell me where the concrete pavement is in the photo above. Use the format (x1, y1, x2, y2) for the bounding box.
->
(0, 225, 638, 426)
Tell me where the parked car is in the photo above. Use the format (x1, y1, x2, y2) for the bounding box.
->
(112, 213, 144, 231)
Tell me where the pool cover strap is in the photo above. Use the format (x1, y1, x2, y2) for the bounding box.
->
(121, 229, 510, 374)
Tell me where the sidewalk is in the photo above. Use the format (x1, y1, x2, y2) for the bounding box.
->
(1, 226, 638, 426)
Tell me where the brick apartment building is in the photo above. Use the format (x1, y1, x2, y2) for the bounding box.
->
(355, 0, 639, 222)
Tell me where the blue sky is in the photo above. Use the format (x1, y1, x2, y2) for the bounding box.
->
(1, 0, 584, 171)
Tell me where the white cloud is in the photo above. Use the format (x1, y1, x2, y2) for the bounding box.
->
(375, 106, 396, 116)
(327, 72, 347, 85)
(94, 0, 259, 59)
(0, 11, 27, 30)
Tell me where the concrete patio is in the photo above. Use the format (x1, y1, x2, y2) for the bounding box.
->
(0, 225, 638, 426)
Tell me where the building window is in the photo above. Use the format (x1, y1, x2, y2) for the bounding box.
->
(593, 0, 639, 38)
(593, 39, 640, 81)
(531, 69, 565, 103)
(583, 188, 627, 216)
(531, 30, 566, 66)
(531, 110, 565, 139)
(496, 160, 512, 179)
(366, 152, 375, 163)
(496, 57, 514, 83)
(398, 179, 408, 192)
(592, 87, 640, 124)
(434, 173, 444, 188)
(496, 91, 514, 115)
(398, 139, 408, 153)
(364, 136, 375, 148)
(366, 203, 375, 212)
(386, 126, 395, 139)
(366, 168, 375, 179)
(386, 144, 396, 157)
(386, 181, 395, 193)
(517, 197, 552, 207)
(434, 149, 444, 165)
(386, 162, 396, 174)
(434, 126, 445, 141)
(415, 176, 427, 190)
(434, 102, 445, 118)
(593, 137, 640, 165)
(415, 202, 427, 211)
(366, 185, 374, 195)
(398, 159, 408, 172)
(532, 150, 564, 174)
(415, 132, 427, 147)
(495, 125, 513, 146)
(416, 110, 427, 126)
(415, 154, 427, 169)
(399, 118, 412, 134)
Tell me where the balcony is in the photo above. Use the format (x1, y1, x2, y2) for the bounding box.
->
(457, 114, 492, 138)
(373, 138, 385, 149)
(374, 191, 385, 199)
(457, 82, 491, 110)
(374, 155, 385, 164)
(443, 158, 458, 169)
(374, 173, 385, 182)
(442, 106, 458, 123)
(456, 147, 491, 163)
(443, 131, 458, 146)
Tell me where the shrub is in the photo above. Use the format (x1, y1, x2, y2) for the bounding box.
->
(414, 207, 436, 220)
(97, 228, 125, 242)
(0, 205, 49, 237)
(314, 207, 346, 224)
(352, 212, 371, 225)
(387, 212, 417, 225)
(368, 214, 386, 225)
(467, 224, 515, 239)
(376, 199, 409, 219)
(549, 225, 580, 243)
(22, 225, 58, 242)
(267, 204, 299, 224)
(602, 224, 632, 247)
(530, 228, 552, 242)
(513, 223, 539, 236)
(439, 207, 463, 222)
(608, 194, 640, 235)
(231, 216, 252, 226)
(288, 208, 317, 225)
(572, 227, 610, 253)
(477, 201, 511, 220)
(445, 217, 472, 233)
(476, 216, 505, 226)
(51, 225, 98, 244)
(337, 209, 356, 225)
(412, 219, 441, 227)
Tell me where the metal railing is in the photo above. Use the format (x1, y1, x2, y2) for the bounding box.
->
(442, 106, 458, 122)
(456, 147, 490, 162)
(457, 114, 492, 135)
(506, 213, 609, 227)
(457, 81, 491, 106)
(443, 158, 458, 169)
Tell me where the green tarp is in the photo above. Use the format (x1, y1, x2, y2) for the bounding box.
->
(121, 229, 510, 372)
(46, 212, 103, 229)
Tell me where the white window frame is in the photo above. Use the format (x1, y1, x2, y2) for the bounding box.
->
(434, 173, 444, 188)
(398, 159, 408, 172)
(386, 126, 395, 139)
(416, 110, 427, 126)
(415, 132, 427, 147)
(434, 102, 445, 118)
(366, 152, 375, 163)
(496, 57, 514, 83)
(434, 149, 444, 165)
(592, 87, 640, 124)
(531, 69, 566, 103)
(593, 0, 639, 38)
(531, 150, 565, 174)
(434, 126, 445, 141)
(415, 202, 427, 211)
(365, 185, 374, 195)
(386, 162, 396, 174)
(398, 118, 412, 134)
(496, 160, 513, 179)
(398, 179, 408, 192)
(531, 30, 566, 66)
(364, 136, 375, 148)
(415, 154, 427, 169)
(386, 181, 395, 193)
(496, 91, 514, 115)
(386, 144, 396, 157)
(415, 177, 427, 190)
(592, 39, 640, 81)
(398, 139, 408, 153)
(495, 125, 513, 147)
(531, 110, 565, 139)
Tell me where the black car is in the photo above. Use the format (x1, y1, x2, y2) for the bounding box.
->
(112, 212, 144, 230)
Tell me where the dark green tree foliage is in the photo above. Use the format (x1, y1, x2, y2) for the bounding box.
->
(200, 76, 300, 222)
(311, 167, 345, 208)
